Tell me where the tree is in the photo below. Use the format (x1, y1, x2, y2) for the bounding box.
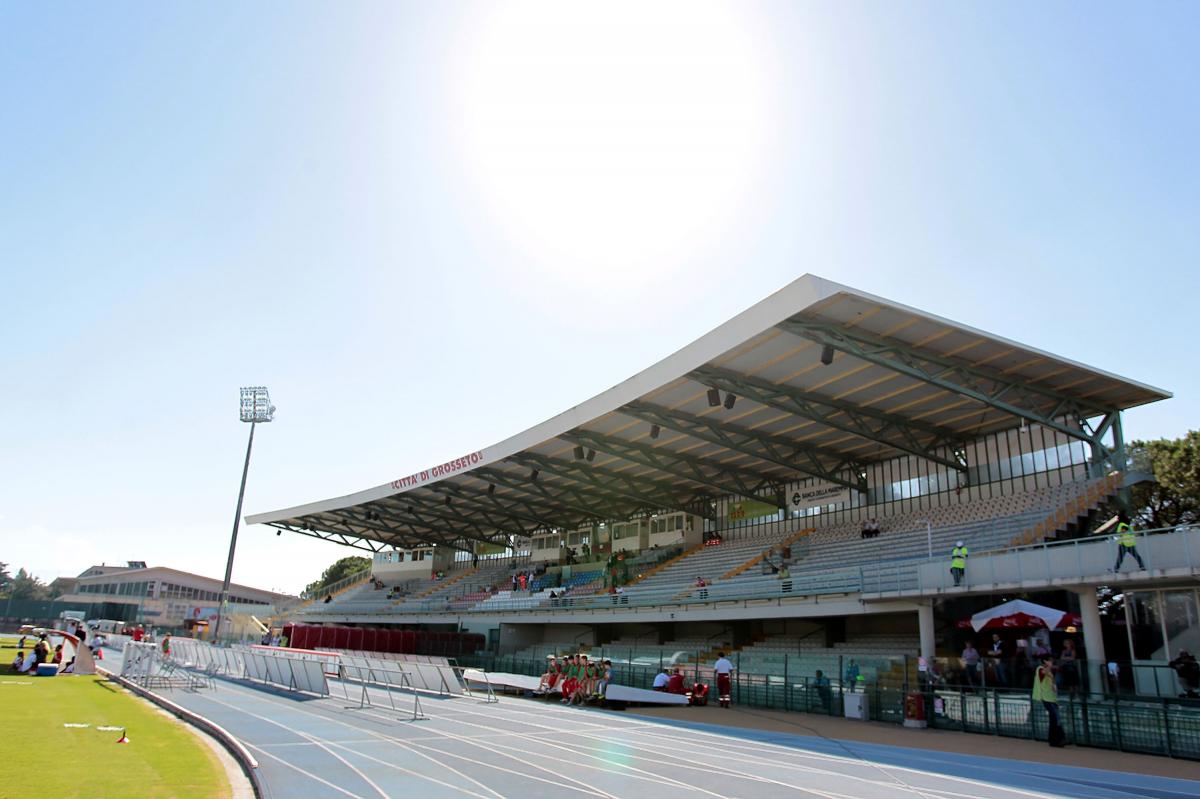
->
(8, 568, 53, 601)
(304, 556, 370, 597)
(0, 562, 11, 596)
(1122, 431, 1200, 528)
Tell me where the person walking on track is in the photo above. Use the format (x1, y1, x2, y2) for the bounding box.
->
(714, 651, 734, 708)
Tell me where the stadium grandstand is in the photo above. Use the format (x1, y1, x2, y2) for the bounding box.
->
(246, 274, 1200, 734)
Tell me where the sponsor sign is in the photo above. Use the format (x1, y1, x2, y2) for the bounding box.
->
(791, 481, 854, 511)
(727, 499, 778, 522)
(473, 540, 507, 557)
(390, 450, 486, 491)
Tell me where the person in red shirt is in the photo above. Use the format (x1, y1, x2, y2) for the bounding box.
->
(666, 666, 686, 694)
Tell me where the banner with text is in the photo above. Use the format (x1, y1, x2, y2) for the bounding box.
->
(727, 499, 779, 523)
(790, 481, 854, 511)
(473, 540, 508, 557)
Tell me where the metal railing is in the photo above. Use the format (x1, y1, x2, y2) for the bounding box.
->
(298, 526, 1199, 618)
(300, 568, 373, 601)
(457, 651, 1200, 760)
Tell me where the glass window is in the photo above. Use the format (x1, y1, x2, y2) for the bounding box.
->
(1127, 591, 1166, 660)
(1163, 590, 1200, 660)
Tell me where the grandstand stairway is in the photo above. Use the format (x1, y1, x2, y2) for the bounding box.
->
(1008, 473, 1122, 547)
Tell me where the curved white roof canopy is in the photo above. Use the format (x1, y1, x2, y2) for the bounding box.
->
(247, 274, 1169, 552)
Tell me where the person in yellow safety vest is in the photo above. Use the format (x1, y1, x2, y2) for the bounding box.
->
(950, 541, 968, 586)
(1112, 515, 1146, 572)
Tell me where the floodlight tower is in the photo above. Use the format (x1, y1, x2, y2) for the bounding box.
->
(214, 386, 276, 642)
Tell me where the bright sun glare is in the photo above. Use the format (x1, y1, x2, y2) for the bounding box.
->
(450, 1, 776, 283)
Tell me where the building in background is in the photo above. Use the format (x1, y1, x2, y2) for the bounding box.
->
(56, 561, 294, 632)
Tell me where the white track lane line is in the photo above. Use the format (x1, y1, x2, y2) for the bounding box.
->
(247, 743, 371, 799)
(201, 693, 497, 799)
(203, 682, 618, 799)
(570, 727, 899, 799)
(296, 731, 392, 799)
(201, 678, 1065, 799)
(320, 697, 716, 798)
(323, 738, 505, 799)
(614, 721, 1064, 799)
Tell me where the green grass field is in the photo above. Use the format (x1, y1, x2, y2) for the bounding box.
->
(0, 636, 230, 799)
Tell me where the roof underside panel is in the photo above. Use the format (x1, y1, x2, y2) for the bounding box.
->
(249, 276, 1170, 548)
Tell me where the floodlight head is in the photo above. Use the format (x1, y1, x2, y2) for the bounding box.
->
(239, 386, 276, 423)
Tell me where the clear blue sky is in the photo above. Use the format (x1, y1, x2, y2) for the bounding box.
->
(2, 2, 1196, 594)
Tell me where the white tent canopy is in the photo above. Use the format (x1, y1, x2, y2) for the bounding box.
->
(970, 599, 1068, 632)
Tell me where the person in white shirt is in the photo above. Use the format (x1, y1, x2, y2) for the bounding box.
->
(652, 669, 670, 691)
(713, 652, 735, 708)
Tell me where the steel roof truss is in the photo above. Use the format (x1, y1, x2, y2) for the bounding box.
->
(779, 320, 1113, 447)
(621, 401, 866, 491)
(373, 494, 530, 539)
(472, 466, 635, 523)
(424, 482, 588, 531)
(269, 524, 387, 554)
(506, 452, 718, 520)
(694, 365, 966, 473)
(561, 429, 785, 508)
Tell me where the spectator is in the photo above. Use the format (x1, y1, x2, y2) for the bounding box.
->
(17, 635, 26, 650)
(33, 636, 50, 668)
(845, 659, 861, 692)
(870, 519, 881, 538)
(667, 667, 686, 695)
(324, 594, 333, 603)
(11, 651, 25, 672)
(1058, 639, 1079, 691)
(596, 660, 613, 698)
(961, 641, 980, 687)
(778, 565, 792, 593)
(1033, 655, 1066, 747)
(813, 669, 832, 708)
(652, 668, 670, 691)
(537, 656, 561, 693)
(616, 585, 627, 604)
(988, 633, 1009, 686)
(950, 541, 968, 586)
(53, 644, 63, 665)
(161, 634, 172, 658)
(1112, 515, 1146, 572)
(695, 576, 708, 600)
(861, 520, 871, 540)
(132, 625, 145, 642)
(1169, 650, 1200, 699)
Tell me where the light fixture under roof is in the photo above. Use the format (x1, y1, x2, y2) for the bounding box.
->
(707, 387, 721, 407)
(820, 344, 835, 366)
(649, 424, 661, 439)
